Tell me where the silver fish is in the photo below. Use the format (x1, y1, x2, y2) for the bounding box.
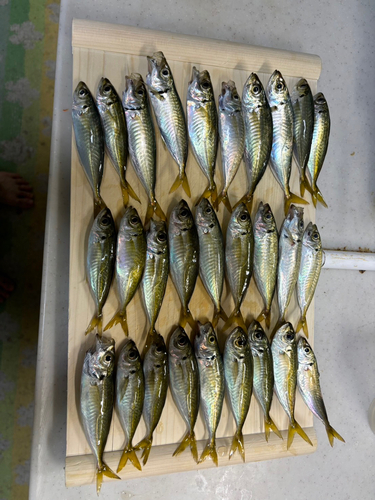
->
(72, 81, 106, 216)
(146, 52, 190, 197)
(224, 327, 252, 461)
(296, 222, 323, 338)
(271, 323, 313, 449)
(297, 337, 344, 446)
(194, 322, 224, 466)
(187, 67, 218, 204)
(86, 208, 116, 335)
(80, 335, 119, 494)
(116, 339, 144, 472)
(216, 80, 245, 212)
(168, 326, 199, 462)
(123, 73, 166, 225)
(267, 70, 308, 215)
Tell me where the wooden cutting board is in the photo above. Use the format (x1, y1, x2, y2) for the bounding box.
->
(66, 18, 321, 488)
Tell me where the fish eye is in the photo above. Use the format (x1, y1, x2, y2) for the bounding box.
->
(276, 82, 284, 90)
(252, 85, 260, 94)
(130, 215, 140, 225)
(201, 81, 210, 90)
(105, 354, 112, 362)
(233, 94, 239, 100)
(255, 331, 263, 340)
(286, 333, 294, 341)
(156, 345, 164, 353)
(299, 220, 304, 228)
(312, 232, 319, 240)
(240, 212, 249, 222)
(161, 68, 169, 77)
(128, 349, 138, 360)
(180, 208, 189, 218)
(79, 88, 87, 97)
(235, 337, 246, 347)
(316, 97, 326, 104)
(299, 83, 308, 89)
(101, 216, 110, 225)
(205, 206, 212, 214)
(178, 336, 188, 347)
(157, 231, 167, 242)
(137, 89, 144, 96)
(264, 212, 272, 220)
(208, 335, 215, 343)
(304, 347, 310, 353)
(104, 85, 111, 92)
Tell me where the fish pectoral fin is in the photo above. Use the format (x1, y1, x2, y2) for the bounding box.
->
(222, 308, 246, 332)
(145, 84, 165, 101)
(104, 310, 128, 336)
(117, 446, 142, 472)
(121, 179, 141, 206)
(134, 436, 153, 466)
(96, 461, 120, 494)
(296, 316, 308, 338)
(284, 192, 309, 216)
(85, 312, 103, 336)
(169, 172, 191, 198)
(264, 416, 283, 441)
(173, 430, 198, 464)
(199, 437, 218, 466)
(229, 429, 245, 462)
(287, 420, 313, 450)
(325, 424, 345, 447)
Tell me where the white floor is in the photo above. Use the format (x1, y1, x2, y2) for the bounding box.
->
(30, 0, 375, 498)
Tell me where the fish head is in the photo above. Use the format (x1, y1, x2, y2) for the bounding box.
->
(148, 333, 167, 366)
(187, 67, 214, 103)
(195, 198, 217, 234)
(248, 320, 269, 355)
(146, 51, 173, 91)
(283, 204, 304, 243)
(147, 219, 168, 255)
(242, 73, 266, 108)
(123, 73, 147, 110)
(118, 338, 142, 373)
(219, 80, 241, 113)
(272, 323, 296, 354)
(169, 326, 192, 360)
(267, 70, 289, 106)
(86, 334, 115, 380)
(122, 206, 144, 237)
(226, 327, 250, 360)
(292, 78, 311, 101)
(93, 208, 116, 241)
(297, 337, 316, 368)
(96, 77, 119, 108)
(229, 202, 252, 236)
(303, 222, 322, 252)
(72, 81, 94, 116)
(314, 92, 329, 114)
(254, 202, 277, 235)
(169, 199, 194, 235)
(194, 321, 219, 360)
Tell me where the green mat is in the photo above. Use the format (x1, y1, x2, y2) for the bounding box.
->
(0, 1, 60, 499)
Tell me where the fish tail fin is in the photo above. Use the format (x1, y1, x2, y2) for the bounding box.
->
(215, 190, 232, 213)
(134, 436, 153, 466)
(199, 436, 218, 466)
(145, 199, 166, 226)
(264, 415, 283, 442)
(104, 310, 128, 336)
(300, 176, 314, 197)
(180, 307, 196, 331)
(270, 317, 285, 341)
(143, 328, 158, 354)
(287, 420, 313, 449)
(117, 445, 142, 472)
(213, 305, 228, 328)
(173, 430, 198, 464)
(236, 192, 254, 213)
(313, 185, 328, 208)
(229, 429, 245, 462)
(257, 309, 271, 330)
(196, 183, 217, 206)
(96, 461, 120, 494)
(325, 424, 345, 447)
(296, 316, 308, 337)
(94, 196, 107, 217)
(285, 191, 309, 215)
(222, 308, 246, 332)
(85, 312, 103, 336)
(121, 179, 141, 206)
(169, 172, 191, 198)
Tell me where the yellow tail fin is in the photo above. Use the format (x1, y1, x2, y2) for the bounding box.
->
(287, 420, 313, 449)
(199, 437, 218, 466)
(121, 179, 141, 206)
(325, 424, 345, 447)
(235, 192, 254, 213)
(169, 172, 191, 198)
(296, 316, 309, 338)
(264, 415, 283, 441)
(270, 318, 285, 341)
(222, 308, 246, 332)
(215, 190, 232, 213)
(179, 307, 196, 331)
(257, 308, 271, 330)
(96, 461, 120, 494)
(212, 305, 228, 328)
(85, 312, 103, 336)
(312, 185, 328, 208)
(196, 183, 217, 206)
(285, 191, 309, 216)
(145, 199, 166, 226)
(172, 430, 198, 463)
(229, 429, 245, 462)
(300, 176, 314, 198)
(134, 436, 153, 466)
(117, 445, 142, 472)
(104, 310, 128, 336)
(94, 196, 107, 217)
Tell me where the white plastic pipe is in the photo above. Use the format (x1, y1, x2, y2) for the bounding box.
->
(323, 250, 375, 271)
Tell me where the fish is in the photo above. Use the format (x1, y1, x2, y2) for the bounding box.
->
(271, 323, 313, 449)
(291, 78, 314, 198)
(248, 321, 282, 441)
(195, 198, 227, 327)
(85, 208, 116, 335)
(266, 70, 308, 215)
(306, 92, 330, 208)
(146, 52, 190, 197)
(142, 219, 169, 349)
(104, 207, 146, 336)
(297, 337, 344, 446)
(72, 81, 106, 216)
(135, 333, 168, 465)
(273, 205, 304, 338)
(239, 73, 273, 212)
(194, 322, 224, 466)
(123, 73, 166, 225)
(168, 200, 199, 330)
(80, 335, 119, 494)
(168, 326, 199, 462)
(215, 80, 245, 212)
(223, 327, 253, 461)
(187, 67, 218, 204)
(116, 339, 144, 472)
(223, 203, 253, 332)
(96, 77, 140, 206)
(296, 222, 323, 338)
(253, 202, 278, 329)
